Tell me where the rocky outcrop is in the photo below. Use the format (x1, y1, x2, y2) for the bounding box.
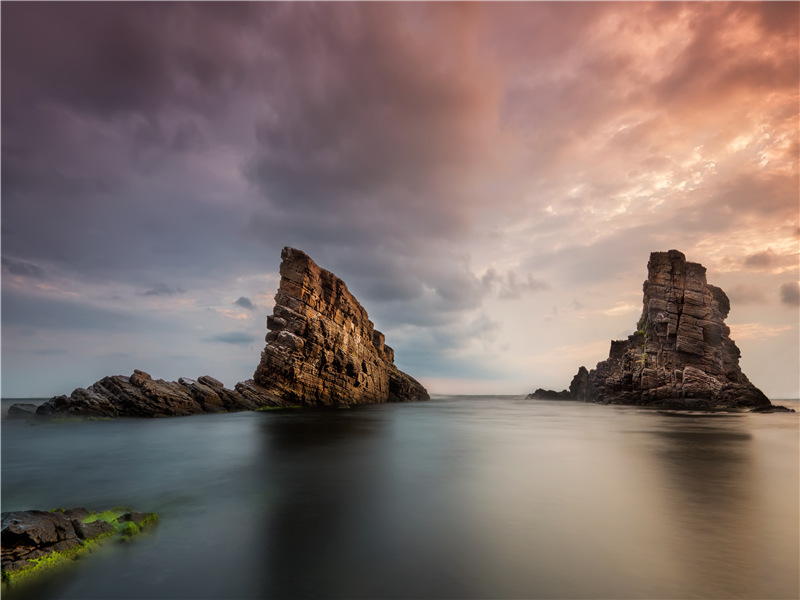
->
(33, 371, 282, 418)
(526, 388, 572, 400)
(527, 367, 591, 401)
(253, 247, 429, 407)
(23, 247, 427, 418)
(566, 250, 771, 409)
(2, 508, 158, 586)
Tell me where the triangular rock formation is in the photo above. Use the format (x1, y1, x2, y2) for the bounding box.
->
(569, 250, 770, 408)
(253, 247, 429, 406)
(28, 248, 428, 418)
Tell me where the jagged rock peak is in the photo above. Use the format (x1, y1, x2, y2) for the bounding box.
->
(569, 249, 770, 408)
(253, 247, 429, 406)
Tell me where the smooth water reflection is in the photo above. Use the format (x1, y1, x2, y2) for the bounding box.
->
(2, 397, 798, 599)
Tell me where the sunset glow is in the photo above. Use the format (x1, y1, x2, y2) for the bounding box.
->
(2, 2, 798, 398)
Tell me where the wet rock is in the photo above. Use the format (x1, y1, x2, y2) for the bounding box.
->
(1, 511, 80, 565)
(750, 405, 796, 413)
(565, 250, 771, 409)
(6, 403, 38, 419)
(1, 507, 158, 586)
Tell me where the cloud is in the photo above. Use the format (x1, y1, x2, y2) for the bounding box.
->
(744, 248, 779, 270)
(205, 331, 258, 346)
(482, 268, 549, 300)
(36, 349, 68, 356)
(143, 284, 185, 296)
(780, 282, 800, 306)
(0, 3, 797, 398)
(1, 290, 146, 332)
(1, 256, 45, 279)
(727, 283, 768, 305)
(728, 323, 792, 340)
(234, 296, 256, 311)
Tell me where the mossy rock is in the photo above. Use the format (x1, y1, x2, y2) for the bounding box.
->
(1, 507, 159, 589)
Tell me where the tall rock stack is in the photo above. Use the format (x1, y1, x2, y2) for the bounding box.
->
(253, 247, 429, 407)
(572, 250, 770, 408)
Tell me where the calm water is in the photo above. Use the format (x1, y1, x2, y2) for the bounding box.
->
(2, 396, 798, 599)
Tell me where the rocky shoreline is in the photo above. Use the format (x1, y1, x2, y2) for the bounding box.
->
(10, 247, 428, 419)
(1, 507, 158, 588)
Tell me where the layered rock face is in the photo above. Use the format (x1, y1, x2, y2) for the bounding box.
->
(253, 247, 429, 406)
(571, 250, 770, 408)
(25, 247, 427, 418)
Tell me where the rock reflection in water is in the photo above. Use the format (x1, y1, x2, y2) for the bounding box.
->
(650, 415, 799, 599)
(2, 398, 797, 599)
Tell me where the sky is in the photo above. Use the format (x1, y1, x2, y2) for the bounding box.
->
(2, 2, 798, 399)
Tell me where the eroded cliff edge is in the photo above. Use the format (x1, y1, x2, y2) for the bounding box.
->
(556, 250, 771, 409)
(29, 247, 428, 418)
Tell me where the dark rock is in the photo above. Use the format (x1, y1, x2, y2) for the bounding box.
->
(34, 247, 427, 418)
(569, 366, 590, 401)
(564, 250, 771, 409)
(72, 519, 113, 540)
(526, 388, 573, 400)
(2, 507, 158, 585)
(750, 405, 796, 413)
(1, 510, 80, 565)
(6, 403, 38, 419)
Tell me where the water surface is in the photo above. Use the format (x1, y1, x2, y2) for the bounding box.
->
(2, 397, 798, 599)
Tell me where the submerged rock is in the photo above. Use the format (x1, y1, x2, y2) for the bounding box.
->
(553, 250, 772, 409)
(25, 247, 427, 418)
(750, 405, 796, 413)
(6, 403, 38, 418)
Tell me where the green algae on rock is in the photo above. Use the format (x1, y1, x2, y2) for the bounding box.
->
(1, 507, 159, 589)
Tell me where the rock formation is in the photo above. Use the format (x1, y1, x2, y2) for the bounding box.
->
(2, 508, 157, 586)
(563, 250, 771, 408)
(24, 247, 428, 418)
(526, 388, 572, 400)
(526, 367, 590, 401)
(253, 247, 429, 407)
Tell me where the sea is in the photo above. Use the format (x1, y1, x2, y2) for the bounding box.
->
(2, 396, 798, 600)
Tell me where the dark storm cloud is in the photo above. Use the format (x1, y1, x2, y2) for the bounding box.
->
(2, 257, 46, 279)
(1, 2, 261, 119)
(779, 282, 800, 307)
(205, 331, 258, 346)
(234, 296, 255, 311)
(2, 290, 145, 332)
(1, 2, 275, 295)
